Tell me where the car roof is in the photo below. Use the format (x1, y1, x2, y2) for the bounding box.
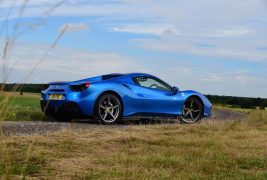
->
(105, 73, 152, 78)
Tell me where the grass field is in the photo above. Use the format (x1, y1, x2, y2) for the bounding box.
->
(0, 92, 51, 121)
(0, 111, 266, 179)
(0, 92, 266, 179)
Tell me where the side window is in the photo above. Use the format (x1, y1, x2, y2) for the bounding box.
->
(134, 76, 172, 91)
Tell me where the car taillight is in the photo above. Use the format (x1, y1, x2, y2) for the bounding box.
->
(84, 83, 90, 88)
(42, 84, 50, 91)
(70, 82, 90, 92)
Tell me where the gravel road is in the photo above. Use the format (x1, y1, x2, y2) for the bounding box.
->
(0, 109, 244, 136)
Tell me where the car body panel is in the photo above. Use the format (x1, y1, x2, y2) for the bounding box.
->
(41, 73, 212, 119)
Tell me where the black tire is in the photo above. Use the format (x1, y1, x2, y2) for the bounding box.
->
(181, 97, 203, 123)
(94, 93, 122, 124)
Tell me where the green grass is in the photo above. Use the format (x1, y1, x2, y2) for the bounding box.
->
(0, 96, 4, 102)
(0, 93, 266, 179)
(0, 110, 266, 179)
(0, 92, 51, 121)
(214, 103, 253, 113)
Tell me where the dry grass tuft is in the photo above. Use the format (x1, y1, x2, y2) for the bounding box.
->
(0, 1, 67, 179)
(0, 111, 266, 179)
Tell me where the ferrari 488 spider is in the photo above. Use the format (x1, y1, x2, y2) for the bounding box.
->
(41, 73, 212, 123)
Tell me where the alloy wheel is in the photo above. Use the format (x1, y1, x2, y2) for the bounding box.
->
(181, 97, 203, 123)
(98, 94, 121, 123)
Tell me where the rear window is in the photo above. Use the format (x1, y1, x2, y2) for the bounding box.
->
(102, 74, 124, 80)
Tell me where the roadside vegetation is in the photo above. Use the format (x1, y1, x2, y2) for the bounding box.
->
(0, 92, 51, 121)
(0, 108, 266, 179)
(207, 95, 267, 110)
(0, 87, 266, 179)
(214, 104, 252, 113)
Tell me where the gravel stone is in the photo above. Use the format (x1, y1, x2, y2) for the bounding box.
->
(0, 109, 244, 136)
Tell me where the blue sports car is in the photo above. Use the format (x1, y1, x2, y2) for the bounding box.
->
(41, 73, 212, 124)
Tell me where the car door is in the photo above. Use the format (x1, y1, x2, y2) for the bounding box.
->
(132, 76, 181, 116)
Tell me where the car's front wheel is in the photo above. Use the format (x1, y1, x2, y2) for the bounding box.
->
(94, 93, 122, 124)
(181, 97, 203, 123)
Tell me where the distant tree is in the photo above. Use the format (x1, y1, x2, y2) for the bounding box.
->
(206, 94, 266, 109)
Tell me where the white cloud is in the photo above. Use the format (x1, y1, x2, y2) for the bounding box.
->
(111, 24, 181, 36)
(1, 41, 267, 97)
(0, 42, 140, 83)
(59, 23, 89, 33)
(1, 0, 267, 23)
(215, 27, 252, 37)
(131, 34, 267, 63)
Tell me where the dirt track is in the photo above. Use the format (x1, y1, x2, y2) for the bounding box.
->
(0, 109, 245, 136)
(209, 108, 244, 120)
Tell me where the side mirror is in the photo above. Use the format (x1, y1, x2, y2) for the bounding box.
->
(172, 86, 179, 93)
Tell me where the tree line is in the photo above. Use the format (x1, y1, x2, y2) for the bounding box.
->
(0, 84, 43, 93)
(206, 95, 267, 109)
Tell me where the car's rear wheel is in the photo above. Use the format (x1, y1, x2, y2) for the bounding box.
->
(181, 97, 203, 123)
(94, 93, 122, 124)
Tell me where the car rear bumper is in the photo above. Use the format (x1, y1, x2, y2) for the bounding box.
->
(40, 100, 83, 116)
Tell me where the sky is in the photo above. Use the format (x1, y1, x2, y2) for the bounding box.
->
(0, 0, 267, 98)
